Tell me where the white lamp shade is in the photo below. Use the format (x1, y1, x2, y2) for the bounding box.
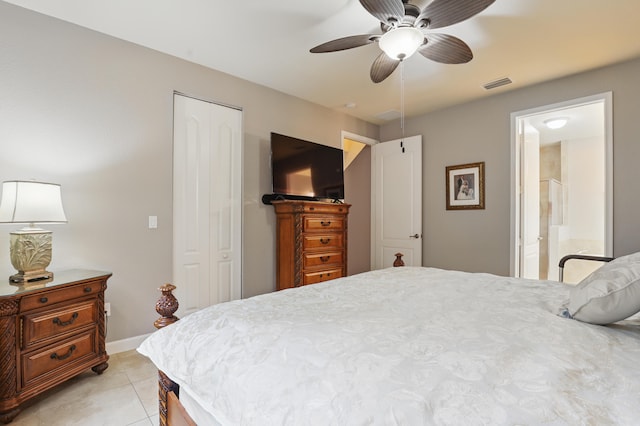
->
(379, 27, 424, 60)
(0, 180, 67, 224)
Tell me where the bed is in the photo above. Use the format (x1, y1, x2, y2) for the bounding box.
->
(138, 253, 640, 425)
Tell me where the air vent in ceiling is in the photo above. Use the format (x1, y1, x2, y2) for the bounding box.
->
(483, 77, 513, 90)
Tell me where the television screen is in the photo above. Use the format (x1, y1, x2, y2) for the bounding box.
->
(271, 132, 344, 200)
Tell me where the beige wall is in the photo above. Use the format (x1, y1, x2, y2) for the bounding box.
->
(381, 56, 640, 275)
(0, 2, 378, 342)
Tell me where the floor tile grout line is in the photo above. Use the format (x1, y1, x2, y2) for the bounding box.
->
(125, 350, 159, 420)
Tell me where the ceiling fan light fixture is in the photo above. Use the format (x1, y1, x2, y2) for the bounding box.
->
(379, 27, 424, 60)
(544, 117, 569, 129)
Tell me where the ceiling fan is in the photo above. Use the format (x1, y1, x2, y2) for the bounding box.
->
(310, 0, 495, 83)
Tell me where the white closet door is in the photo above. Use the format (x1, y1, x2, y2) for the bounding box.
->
(173, 94, 242, 316)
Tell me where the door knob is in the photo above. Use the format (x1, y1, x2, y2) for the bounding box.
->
(410, 234, 421, 239)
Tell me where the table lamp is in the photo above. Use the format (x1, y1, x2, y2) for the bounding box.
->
(0, 180, 68, 284)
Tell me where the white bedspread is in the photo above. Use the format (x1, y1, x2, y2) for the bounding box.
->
(138, 267, 640, 425)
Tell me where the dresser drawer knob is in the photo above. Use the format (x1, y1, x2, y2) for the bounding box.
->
(39, 297, 48, 304)
(84, 287, 93, 293)
(320, 256, 330, 262)
(52, 312, 79, 327)
(320, 221, 331, 227)
(50, 344, 76, 361)
(320, 238, 330, 245)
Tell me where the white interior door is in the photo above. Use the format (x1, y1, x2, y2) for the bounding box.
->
(521, 125, 540, 279)
(173, 94, 242, 317)
(371, 135, 422, 268)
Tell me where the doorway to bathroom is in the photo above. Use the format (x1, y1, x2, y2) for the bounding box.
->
(511, 93, 613, 283)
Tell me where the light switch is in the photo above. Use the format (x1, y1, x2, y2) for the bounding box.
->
(148, 216, 158, 229)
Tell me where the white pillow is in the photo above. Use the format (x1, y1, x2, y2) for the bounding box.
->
(567, 252, 640, 325)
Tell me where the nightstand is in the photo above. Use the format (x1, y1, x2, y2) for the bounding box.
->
(0, 269, 111, 424)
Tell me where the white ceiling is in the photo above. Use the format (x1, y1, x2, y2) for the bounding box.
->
(5, 0, 640, 124)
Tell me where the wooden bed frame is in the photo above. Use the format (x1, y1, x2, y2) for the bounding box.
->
(153, 283, 195, 426)
(152, 253, 406, 426)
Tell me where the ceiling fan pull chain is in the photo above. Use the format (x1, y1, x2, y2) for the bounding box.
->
(400, 60, 405, 143)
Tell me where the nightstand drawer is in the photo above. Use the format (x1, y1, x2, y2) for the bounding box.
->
(303, 234, 344, 250)
(22, 301, 97, 348)
(304, 216, 344, 231)
(303, 251, 343, 269)
(303, 268, 343, 285)
(0, 270, 111, 423)
(21, 331, 96, 386)
(21, 280, 102, 311)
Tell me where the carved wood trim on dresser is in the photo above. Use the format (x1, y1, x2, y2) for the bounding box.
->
(273, 200, 351, 290)
(0, 299, 19, 416)
(0, 270, 111, 424)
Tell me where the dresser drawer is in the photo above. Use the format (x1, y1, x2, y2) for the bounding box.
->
(22, 301, 97, 348)
(303, 268, 343, 285)
(303, 251, 343, 269)
(304, 216, 344, 232)
(21, 331, 97, 387)
(303, 234, 344, 250)
(21, 280, 102, 311)
(302, 204, 349, 214)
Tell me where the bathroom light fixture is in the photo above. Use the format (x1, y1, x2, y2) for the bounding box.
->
(0, 180, 67, 283)
(544, 117, 569, 130)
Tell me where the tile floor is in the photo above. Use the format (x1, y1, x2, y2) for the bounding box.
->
(10, 349, 159, 426)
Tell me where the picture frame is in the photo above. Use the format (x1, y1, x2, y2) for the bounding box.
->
(446, 162, 485, 210)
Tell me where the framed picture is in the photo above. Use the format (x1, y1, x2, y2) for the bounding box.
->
(446, 162, 485, 210)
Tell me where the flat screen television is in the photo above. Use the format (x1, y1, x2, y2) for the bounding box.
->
(270, 132, 344, 201)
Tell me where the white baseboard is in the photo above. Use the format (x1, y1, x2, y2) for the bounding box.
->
(106, 333, 152, 354)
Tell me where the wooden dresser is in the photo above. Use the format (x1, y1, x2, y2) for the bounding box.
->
(0, 269, 111, 424)
(273, 200, 350, 290)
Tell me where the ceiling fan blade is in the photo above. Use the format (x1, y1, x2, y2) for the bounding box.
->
(310, 34, 377, 53)
(359, 0, 405, 26)
(418, 34, 473, 64)
(418, 0, 495, 30)
(370, 52, 400, 83)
